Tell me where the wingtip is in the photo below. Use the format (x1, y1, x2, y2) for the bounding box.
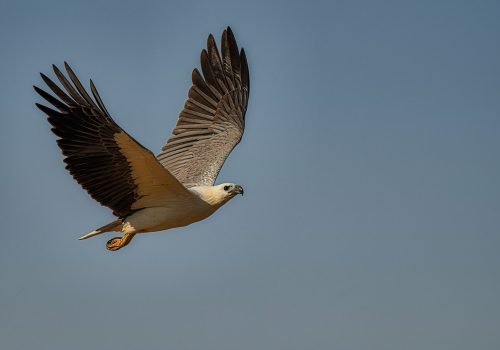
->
(53, 63, 65, 75)
(40, 73, 55, 88)
(52, 64, 61, 75)
(35, 102, 48, 112)
(35, 102, 60, 118)
(207, 33, 215, 46)
(33, 85, 44, 96)
(64, 61, 74, 74)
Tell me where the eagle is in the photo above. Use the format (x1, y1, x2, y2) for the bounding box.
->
(34, 27, 249, 251)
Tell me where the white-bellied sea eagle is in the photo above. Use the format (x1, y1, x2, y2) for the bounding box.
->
(34, 27, 249, 251)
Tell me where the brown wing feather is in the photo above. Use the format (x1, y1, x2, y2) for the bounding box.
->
(35, 63, 192, 218)
(157, 27, 250, 187)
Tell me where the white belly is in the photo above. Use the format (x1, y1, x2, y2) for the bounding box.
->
(123, 200, 217, 234)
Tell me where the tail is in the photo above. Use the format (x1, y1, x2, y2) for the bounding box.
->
(78, 219, 123, 240)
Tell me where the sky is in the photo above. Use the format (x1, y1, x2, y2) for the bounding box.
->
(1, 0, 499, 349)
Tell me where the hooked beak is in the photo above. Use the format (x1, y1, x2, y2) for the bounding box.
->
(234, 185, 244, 196)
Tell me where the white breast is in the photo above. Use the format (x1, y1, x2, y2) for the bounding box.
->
(122, 188, 223, 234)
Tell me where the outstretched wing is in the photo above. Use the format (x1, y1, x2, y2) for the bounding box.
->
(35, 63, 192, 218)
(157, 27, 250, 187)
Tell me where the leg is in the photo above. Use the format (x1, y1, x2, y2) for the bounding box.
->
(106, 231, 136, 251)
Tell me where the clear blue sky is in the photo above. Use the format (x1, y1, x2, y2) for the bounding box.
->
(1, 0, 499, 349)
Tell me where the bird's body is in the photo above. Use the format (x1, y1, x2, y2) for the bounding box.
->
(125, 203, 212, 233)
(127, 184, 243, 231)
(34, 27, 249, 251)
(85, 184, 241, 236)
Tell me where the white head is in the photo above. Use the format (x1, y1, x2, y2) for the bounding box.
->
(219, 182, 244, 197)
(191, 183, 244, 206)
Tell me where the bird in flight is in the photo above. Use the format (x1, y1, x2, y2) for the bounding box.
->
(34, 27, 249, 251)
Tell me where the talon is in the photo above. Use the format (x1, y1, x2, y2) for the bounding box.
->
(106, 237, 123, 251)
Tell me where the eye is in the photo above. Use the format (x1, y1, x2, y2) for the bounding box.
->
(223, 185, 230, 191)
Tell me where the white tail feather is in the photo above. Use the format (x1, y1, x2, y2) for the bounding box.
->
(78, 219, 122, 240)
(79, 230, 101, 240)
